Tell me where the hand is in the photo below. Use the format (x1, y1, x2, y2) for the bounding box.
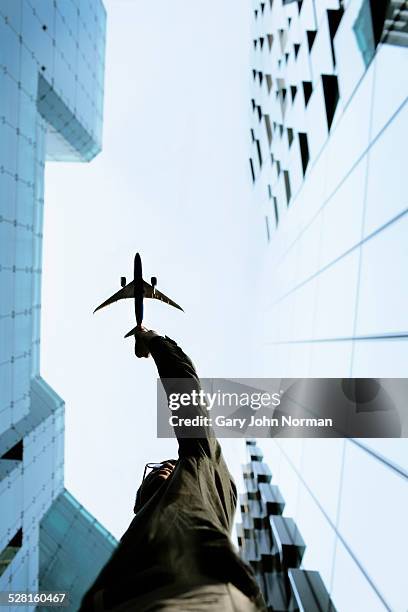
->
(133, 326, 158, 358)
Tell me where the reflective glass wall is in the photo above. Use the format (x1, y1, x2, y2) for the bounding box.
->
(249, 1, 408, 610)
(0, 1, 112, 607)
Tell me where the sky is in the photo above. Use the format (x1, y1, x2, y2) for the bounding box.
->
(41, 0, 266, 538)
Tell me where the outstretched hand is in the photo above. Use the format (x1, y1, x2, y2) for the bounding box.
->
(133, 326, 158, 358)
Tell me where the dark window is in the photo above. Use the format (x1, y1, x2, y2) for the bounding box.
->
(294, 43, 300, 58)
(276, 160, 281, 176)
(267, 34, 274, 50)
(265, 74, 273, 93)
(283, 170, 291, 205)
(307, 30, 317, 51)
(298, 132, 309, 176)
(290, 85, 297, 102)
(322, 74, 339, 130)
(327, 8, 344, 66)
(257, 105, 262, 121)
(249, 158, 255, 183)
(369, 0, 388, 47)
(273, 196, 279, 227)
(260, 37, 265, 49)
(264, 115, 273, 146)
(0, 529, 22, 578)
(302, 81, 313, 106)
(256, 140, 263, 167)
(1, 440, 23, 461)
(250, 128, 255, 142)
(287, 127, 294, 147)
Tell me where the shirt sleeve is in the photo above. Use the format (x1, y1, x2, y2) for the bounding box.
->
(149, 335, 221, 460)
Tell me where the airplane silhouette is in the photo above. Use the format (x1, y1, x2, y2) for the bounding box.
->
(94, 253, 183, 337)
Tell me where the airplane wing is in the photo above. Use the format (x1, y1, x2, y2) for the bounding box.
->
(93, 281, 135, 313)
(94, 280, 184, 314)
(146, 285, 184, 312)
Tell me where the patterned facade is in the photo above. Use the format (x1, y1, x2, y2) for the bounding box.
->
(238, 440, 337, 611)
(0, 2, 115, 609)
(249, 1, 408, 611)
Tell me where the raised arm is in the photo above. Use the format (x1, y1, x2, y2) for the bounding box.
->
(133, 327, 220, 460)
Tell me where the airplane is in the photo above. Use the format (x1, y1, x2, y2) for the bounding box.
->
(93, 252, 184, 338)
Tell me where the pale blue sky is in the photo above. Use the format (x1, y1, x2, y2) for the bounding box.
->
(42, 0, 266, 538)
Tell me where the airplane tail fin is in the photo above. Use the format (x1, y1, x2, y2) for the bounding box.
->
(124, 325, 137, 338)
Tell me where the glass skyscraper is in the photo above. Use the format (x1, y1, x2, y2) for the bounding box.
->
(248, 1, 407, 611)
(0, 0, 116, 608)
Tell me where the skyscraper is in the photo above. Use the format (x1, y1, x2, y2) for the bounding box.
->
(0, 0, 116, 607)
(248, 1, 408, 610)
(238, 440, 337, 611)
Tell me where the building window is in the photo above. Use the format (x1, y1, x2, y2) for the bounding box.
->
(0, 529, 22, 578)
(369, 0, 389, 47)
(273, 196, 279, 228)
(264, 114, 273, 146)
(328, 8, 344, 66)
(302, 81, 313, 106)
(287, 127, 294, 147)
(298, 132, 309, 176)
(249, 158, 256, 183)
(322, 74, 339, 130)
(306, 30, 317, 51)
(256, 140, 263, 167)
(1, 439, 23, 461)
(283, 170, 291, 205)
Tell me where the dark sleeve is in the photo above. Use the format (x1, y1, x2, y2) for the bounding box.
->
(149, 335, 221, 460)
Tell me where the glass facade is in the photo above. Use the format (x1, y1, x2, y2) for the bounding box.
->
(0, 1, 115, 609)
(238, 440, 337, 611)
(38, 490, 117, 612)
(249, 1, 408, 610)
